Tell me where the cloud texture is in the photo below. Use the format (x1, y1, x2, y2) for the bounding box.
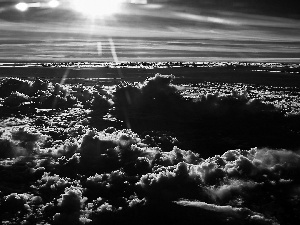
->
(1, 125, 300, 224)
(1, 75, 300, 224)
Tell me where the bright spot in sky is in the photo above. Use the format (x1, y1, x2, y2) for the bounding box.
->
(15, 2, 29, 12)
(72, 0, 123, 17)
(48, 0, 60, 8)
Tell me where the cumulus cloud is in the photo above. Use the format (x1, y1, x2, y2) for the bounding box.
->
(1, 127, 300, 225)
(56, 138, 79, 158)
(113, 74, 186, 126)
(2, 193, 30, 214)
(142, 132, 179, 151)
(53, 186, 87, 225)
(0, 138, 15, 158)
(111, 74, 300, 156)
(136, 162, 209, 202)
(0, 78, 32, 98)
(77, 129, 148, 174)
(3, 91, 30, 108)
(0, 78, 50, 102)
(0, 77, 106, 114)
(113, 74, 278, 125)
(0, 127, 43, 158)
(11, 127, 41, 151)
(254, 148, 300, 169)
(84, 169, 131, 202)
(1, 75, 300, 225)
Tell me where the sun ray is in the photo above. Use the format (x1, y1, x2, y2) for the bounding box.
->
(71, 0, 123, 18)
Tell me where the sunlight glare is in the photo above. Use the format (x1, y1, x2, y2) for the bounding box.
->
(15, 2, 28, 12)
(48, 0, 60, 8)
(71, 0, 123, 17)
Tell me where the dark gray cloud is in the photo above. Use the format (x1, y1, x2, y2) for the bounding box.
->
(111, 74, 300, 155)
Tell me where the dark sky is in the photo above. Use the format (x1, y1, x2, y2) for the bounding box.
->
(0, 0, 299, 62)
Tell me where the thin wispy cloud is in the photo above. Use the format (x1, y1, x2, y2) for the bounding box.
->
(0, 0, 299, 61)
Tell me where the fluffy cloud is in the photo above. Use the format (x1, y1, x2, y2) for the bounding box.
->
(0, 138, 15, 158)
(113, 74, 186, 126)
(1, 128, 300, 224)
(53, 186, 87, 225)
(0, 127, 42, 158)
(0, 78, 32, 98)
(111, 74, 300, 156)
(3, 91, 30, 108)
(2, 193, 30, 213)
(1, 75, 300, 224)
(77, 129, 147, 174)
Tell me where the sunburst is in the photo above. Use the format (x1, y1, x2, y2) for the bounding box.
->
(71, 0, 124, 18)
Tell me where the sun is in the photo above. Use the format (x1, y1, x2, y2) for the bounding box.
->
(15, 2, 29, 12)
(71, 0, 123, 18)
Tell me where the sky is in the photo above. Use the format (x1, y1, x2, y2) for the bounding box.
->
(0, 0, 299, 62)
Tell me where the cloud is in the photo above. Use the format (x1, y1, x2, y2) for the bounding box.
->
(175, 200, 278, 225)
(2, 193, 30, 213)
(113, 74, 189, 128)
(1, 75, 300, 224)
(0, 138, 15, 158)
(0, 78, 77, 113)
(1, 127, 300, 225)
(0, 127, 43, 158)
(53, 186, 87, 225)
(84, 170, 131, 202)
(0, 78, 32, 97)
(254, 148, 300, 170)
(176, 200, 244, 217)
(3, 91, 30, 107)
(111, 74, 300, 156)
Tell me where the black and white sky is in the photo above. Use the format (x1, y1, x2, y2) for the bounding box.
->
(0, 0, 299, 62)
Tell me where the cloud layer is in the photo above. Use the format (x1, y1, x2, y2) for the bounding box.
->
(1, 126, 300, 224)
(1, 75, 300, 224)
(0, 1, 299, 61)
